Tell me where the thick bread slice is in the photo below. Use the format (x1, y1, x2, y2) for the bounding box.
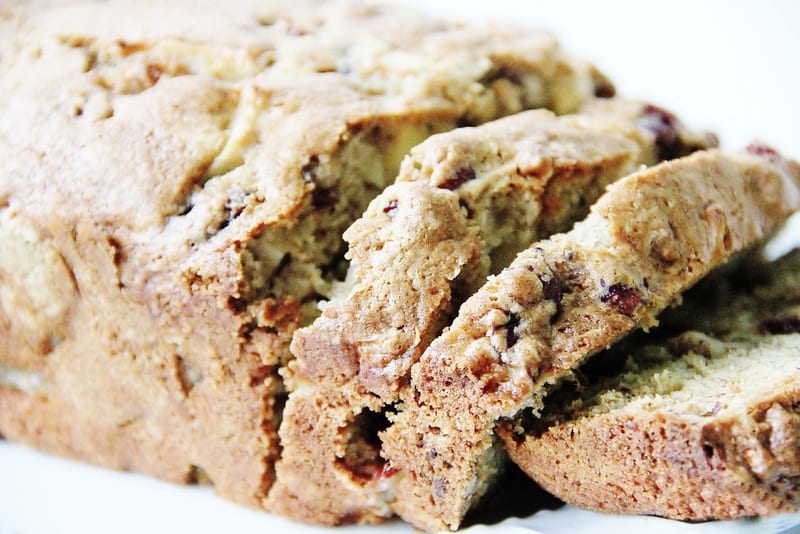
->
(269, 100, 717, 526)
(500, 249, 800, 520)
(0, 0, 610, 511)
(381, 147, 800, 531)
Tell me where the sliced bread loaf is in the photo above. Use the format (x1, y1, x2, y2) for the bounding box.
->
(0, 0, 609, 510)
(269, 99, 716, 525)
(381, 146, 800, 531)
(500, 249, 800, 520)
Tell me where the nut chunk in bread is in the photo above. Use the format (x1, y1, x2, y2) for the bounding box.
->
(270, 99, 717, 526)
(500, 249, 800, 520)
(0, 0, 611, 511)
(381, 147, 800, 531)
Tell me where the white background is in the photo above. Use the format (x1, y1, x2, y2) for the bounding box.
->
(387, 0, 800, 157)
(2, 1, 799, 533)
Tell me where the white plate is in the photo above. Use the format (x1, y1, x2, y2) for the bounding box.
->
(3, 1, 800, 533)
(3, 439, 800, 534)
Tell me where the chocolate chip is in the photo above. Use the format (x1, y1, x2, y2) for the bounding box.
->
(438, 165, 476, 191)
(760, 317, 800, 335)
(601, 283, 643, 315)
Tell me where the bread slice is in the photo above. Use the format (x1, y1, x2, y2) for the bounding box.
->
(380, 146, 800, 531)
(268, 99, 717, 525)
(0, 0, 610, 511)
(499, 248, 800, 520)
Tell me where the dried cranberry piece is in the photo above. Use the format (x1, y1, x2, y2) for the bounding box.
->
(505, 313, 521, 349)
(638, 104, 685, 160)
(746, 143, 781, 161)
(438, 165, 476, 191)
(383, 199, 398, 218)
(539, 274, 562, 323)
(380, 463, 398, 478)
(539, 275, 561, 302)
(760, 317, 800, 335)
(601, 283, 642, 315)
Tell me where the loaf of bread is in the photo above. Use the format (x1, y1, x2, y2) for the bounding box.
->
(0, 0, 609, 511)
(2, 0, 799, 532)
(271, 99, 716, 526)
(499, 248, 800, 520)
(380, 146, 800, 531)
